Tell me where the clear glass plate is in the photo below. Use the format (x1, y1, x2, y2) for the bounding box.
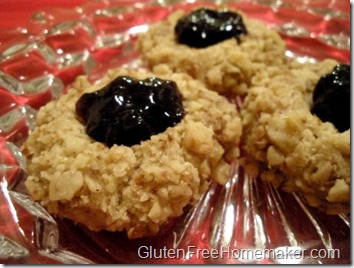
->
(0, 0, 350, 264)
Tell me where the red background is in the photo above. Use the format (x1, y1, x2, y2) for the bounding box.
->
(0, 0, 89, 31)
(0, 0, 350, 32)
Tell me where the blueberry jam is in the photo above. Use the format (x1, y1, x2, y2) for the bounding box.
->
(311, 64, 350, 132)
(76, 76, 185, 147)
(175, 8, 247, 48)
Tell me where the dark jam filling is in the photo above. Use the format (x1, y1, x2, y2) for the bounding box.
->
(76, 76, 185, 147)
(175, 8, 247, 48)
(311, 64, 350, 132)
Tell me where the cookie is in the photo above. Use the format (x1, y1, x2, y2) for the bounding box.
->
(22, 67, 242, 239)
(241, 59, 350, 214)
(137, 7, 286, 96)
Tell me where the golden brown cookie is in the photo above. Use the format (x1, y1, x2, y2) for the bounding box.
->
(241, 59, 350, 214)
(137, 7, 286, 96)
(22, 67, 242, 239)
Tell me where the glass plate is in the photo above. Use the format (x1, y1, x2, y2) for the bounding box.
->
(0, 0, 350, 264)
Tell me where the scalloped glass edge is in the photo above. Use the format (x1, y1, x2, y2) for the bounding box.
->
(0, 0, 350, 264)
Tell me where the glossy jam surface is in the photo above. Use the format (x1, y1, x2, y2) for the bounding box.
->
(76, 76, 184, 147)
(311, 64, 350, 132)
(175, 8, 247, 48)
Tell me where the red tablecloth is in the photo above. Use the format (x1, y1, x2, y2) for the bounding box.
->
(0, 0, 89, 31)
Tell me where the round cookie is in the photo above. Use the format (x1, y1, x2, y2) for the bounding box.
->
(22, 67, 242, 239)
(241, 59, 350, 214)
(137, 7, 286, 96)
